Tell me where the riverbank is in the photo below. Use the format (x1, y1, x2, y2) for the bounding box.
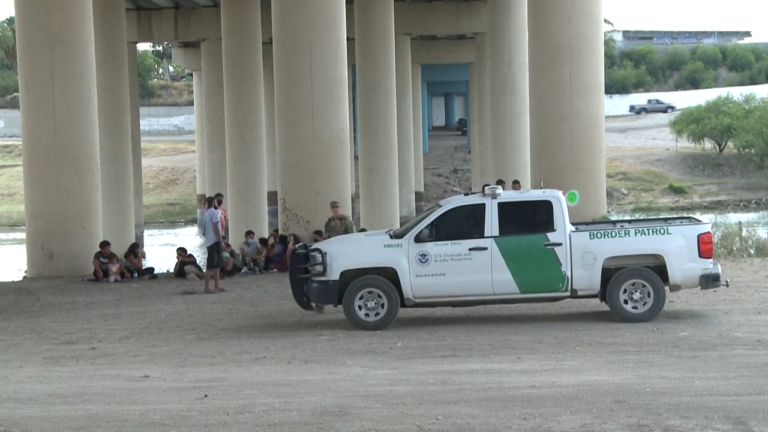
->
(1, 112, 767, 226)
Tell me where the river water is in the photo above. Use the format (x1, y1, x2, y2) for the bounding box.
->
(1, 212, 767, 282)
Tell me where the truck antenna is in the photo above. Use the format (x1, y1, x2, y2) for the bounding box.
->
(540, 156, 545, 189)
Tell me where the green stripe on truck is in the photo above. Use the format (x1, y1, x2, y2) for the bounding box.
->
(493, 235, 568, 294)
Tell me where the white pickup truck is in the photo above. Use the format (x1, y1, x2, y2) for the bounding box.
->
(289, 187, 726, 331)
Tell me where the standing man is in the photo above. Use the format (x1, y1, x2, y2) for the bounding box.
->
(203, 196, 226, 293)
(324, 201, 355, 239)
(511, 179, 522, 191)
(214, 193, 228, 240)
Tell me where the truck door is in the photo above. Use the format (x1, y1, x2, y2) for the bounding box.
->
(409, 202, 494, 299)
(491, 198, 569, 295)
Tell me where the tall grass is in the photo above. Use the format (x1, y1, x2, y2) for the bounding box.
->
(712, 218, 768, 259)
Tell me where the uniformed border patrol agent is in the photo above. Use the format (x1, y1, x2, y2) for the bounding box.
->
(324, 201, 355, 239)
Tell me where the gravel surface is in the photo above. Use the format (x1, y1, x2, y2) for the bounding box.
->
(1, 260, 766, 431)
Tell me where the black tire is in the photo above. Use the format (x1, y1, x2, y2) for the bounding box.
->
(665, 107, 674, 113)
(606, 267, 666, 323)
(342, 275, 401, 331)
(639, 109, 647, 115)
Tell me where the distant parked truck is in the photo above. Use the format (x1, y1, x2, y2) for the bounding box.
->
(629, 99, 676, 115)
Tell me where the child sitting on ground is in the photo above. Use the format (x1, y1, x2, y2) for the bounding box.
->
(108, 256, 122, 283)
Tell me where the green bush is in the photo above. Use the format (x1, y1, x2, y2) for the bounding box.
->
(137, 49, 159, 99)
(725, 71, 751, 87)
(748, 60, 768, 85)
(605, 60, 653, 94)
(694, 45, 723, 70)
(725, 45, 756, 72)
(667, 182, 687, 194)
(0, 69, 17, 97)
(604, 36, 619, 70)
(605, 63, 635, 94)
(620, 45, 662, 82)
(661, 46, 691, 73)
(733, 96, 768, 168)
(669, 94, 741, 153)
(750, 45, 768, 63)
(674, 61, 715, 90)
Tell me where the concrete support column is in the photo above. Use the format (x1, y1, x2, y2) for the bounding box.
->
(412, 64, 425, 214)
(94, 0, 135, 252)
(193, 71, 206, 232)
(126, 44, 144, 245)
(444, 92, 456, 128)
(222, 0, 268, 239)
(488, 0, 530, 188)
(16, 0, 102, 277)
(529, 0, 606, 221)
(273, 0, 351, 240)
(421, 83, 429, 154)
(263, 45, 278, 230)
(347, 62, 358, 220)
(469, 62, 482, 191)
(201, 38, 227, 199)
(355, 0, 400, 230)
(476, 33, 491, 187)
(395, 35, 416, 222)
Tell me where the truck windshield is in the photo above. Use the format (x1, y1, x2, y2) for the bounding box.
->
(391, 204, 441, 239)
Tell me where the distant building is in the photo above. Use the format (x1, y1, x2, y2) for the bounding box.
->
(606, 30, 752, 49)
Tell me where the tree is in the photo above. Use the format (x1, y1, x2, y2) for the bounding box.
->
(620, 45, 662, 82)
(0, 16, 15, 72)
(604, 35, 619, 70)
(661, 46, 691, 73)
(137, 49, 160, 99)
(151, 42, 173, 81)
(725, 45, 756, 72)
(669, 94, 742, 154)
(674, 61, 715, 90)
(694, 45, 723, 70)
(734, 96, 768, 168)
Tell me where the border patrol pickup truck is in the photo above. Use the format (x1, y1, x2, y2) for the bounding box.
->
(289, 186, 725, 331)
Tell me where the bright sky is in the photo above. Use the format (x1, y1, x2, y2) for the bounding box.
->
(0, 1, 765, 42)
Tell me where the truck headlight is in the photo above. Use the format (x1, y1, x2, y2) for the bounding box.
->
(308, 251, 324, 275)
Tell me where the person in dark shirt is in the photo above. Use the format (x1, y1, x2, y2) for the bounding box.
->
(92, 240, 124, 282)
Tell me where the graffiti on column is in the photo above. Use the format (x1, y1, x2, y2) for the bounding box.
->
(279, 198, 311, 233)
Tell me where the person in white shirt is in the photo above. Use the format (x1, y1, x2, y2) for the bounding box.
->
(202, 196, 226, 293)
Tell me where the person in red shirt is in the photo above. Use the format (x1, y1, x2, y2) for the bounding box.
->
(214, 193, 228, 239)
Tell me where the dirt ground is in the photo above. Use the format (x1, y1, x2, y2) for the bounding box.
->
(1, 260, 767, 431)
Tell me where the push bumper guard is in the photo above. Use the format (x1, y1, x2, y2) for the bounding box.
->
(288, 244, 339, 310)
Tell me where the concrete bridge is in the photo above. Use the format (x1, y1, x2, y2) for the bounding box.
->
(16, 0, 605, 277)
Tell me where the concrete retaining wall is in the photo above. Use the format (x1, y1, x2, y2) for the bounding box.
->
(605, 83, 768, 116)
(0, 106, 195, 138)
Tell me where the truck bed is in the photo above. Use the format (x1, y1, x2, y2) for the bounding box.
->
(572, 216, 706, 232)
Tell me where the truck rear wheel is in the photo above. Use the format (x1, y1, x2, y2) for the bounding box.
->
(342, 276, 401, 331)
(606, 267, 666, 323)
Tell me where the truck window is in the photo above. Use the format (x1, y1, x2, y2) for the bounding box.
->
(498, 200, 555, 236)
(416, 204, 485, 243)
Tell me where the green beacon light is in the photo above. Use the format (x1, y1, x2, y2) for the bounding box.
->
(565, 190, 580, 207)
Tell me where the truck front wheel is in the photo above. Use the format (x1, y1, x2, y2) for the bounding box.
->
(342, 276, 401, 331)
(606, 267, 666, 323)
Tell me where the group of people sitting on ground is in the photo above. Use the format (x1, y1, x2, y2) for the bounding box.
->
(92, 240, 157, 282)
(494, 179, 523, 191)
(90, 197, 360, 289)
